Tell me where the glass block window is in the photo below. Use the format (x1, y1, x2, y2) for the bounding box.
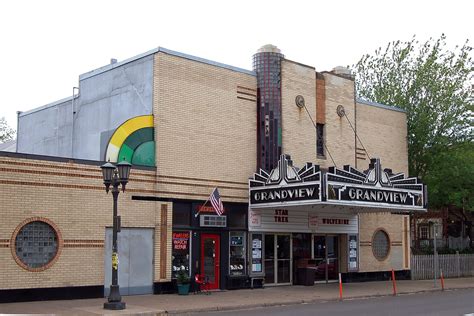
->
(15, 221, 59, 269)
(372, 230, 390, 260)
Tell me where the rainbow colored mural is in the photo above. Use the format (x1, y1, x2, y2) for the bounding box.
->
(105, 115, 155, 167)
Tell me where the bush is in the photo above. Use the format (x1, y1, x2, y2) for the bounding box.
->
(176, 270, 190, 284)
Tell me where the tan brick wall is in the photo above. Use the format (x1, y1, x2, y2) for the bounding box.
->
(315, 74, 326, 124)
(358, 213, 410, 272)
(153, 52, 256, 203)
(322, 72, 356, 168)
(281, 60, 317, 167)
(0, 156, 168, 289)
(355, 102, 408, 174)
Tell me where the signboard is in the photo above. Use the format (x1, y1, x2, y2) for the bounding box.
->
(249, 210, 261, 227)
(348, 234, 358, 272)
(249, 155, 426, 212)
(172, 232, 189, 250)
(326, 158, 427, 211)
(249, 154, 322, 208)
(250, 234, 263, 274)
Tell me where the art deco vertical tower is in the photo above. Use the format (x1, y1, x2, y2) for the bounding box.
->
(253, 44, 284, 172)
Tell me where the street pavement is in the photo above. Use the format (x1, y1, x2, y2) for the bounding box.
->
(0, 277, 473, 315)
(194, 288, 474, 316)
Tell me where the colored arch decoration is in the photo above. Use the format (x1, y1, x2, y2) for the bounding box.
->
(105, 115, 155, 167)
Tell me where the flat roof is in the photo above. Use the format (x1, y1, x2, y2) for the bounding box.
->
(356, 98, 406, 113)
(19, 96, 75, 117)
(79, 47, 256, 81)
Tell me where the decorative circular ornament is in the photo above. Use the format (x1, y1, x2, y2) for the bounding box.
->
(337, 105, 345, 117)
(11, 217, 63, 272)
(372, 229, 390, 261)
(295, 95, 305, 108)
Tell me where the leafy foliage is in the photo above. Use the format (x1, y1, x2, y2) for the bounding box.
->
(0, 117, 15, 143)
(352, 34, 473, 178)
(352, 35, 473, 211)
(423, 142, 474, 210)
(176, 270, 190, 284)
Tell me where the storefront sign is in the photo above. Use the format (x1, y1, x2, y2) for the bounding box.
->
(197, 205, 226, 214)
(249, 155, 426, 212)
(249, 154, 322, 208)
(326, 158, 426, 211)
(172, 232, 189, 250)
(251, 184, 319, 205)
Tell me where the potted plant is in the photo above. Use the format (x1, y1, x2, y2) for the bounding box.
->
(176, 269, 190, 295)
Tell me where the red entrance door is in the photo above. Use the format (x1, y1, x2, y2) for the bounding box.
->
(201, 234, 220, 290)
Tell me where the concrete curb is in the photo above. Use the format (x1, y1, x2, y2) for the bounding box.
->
(164, 286, 474, 315)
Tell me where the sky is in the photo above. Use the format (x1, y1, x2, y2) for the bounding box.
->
(0, 0, 472, 130)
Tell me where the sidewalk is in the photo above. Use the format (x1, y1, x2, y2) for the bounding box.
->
(0, 277, 473, 315)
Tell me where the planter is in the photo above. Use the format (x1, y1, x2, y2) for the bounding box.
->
(177, 283, 190, 295)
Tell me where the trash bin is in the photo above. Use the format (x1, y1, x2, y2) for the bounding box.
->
(297, 267, 315, 286)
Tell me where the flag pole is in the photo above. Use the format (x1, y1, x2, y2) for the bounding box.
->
(195, 192, 212, 218)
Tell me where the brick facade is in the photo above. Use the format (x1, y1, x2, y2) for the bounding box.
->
(0, 155, 170, 289)
(0, 47, 414, 294)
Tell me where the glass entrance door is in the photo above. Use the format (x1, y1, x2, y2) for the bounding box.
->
(264, 234, 291, 285)
(201, 234, 220, 289)
(313, 235, 339, 282)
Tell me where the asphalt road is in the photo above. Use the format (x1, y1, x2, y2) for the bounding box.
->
(192, 289, 474, 316)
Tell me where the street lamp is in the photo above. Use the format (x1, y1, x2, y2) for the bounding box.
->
(101, 160, 132, 310)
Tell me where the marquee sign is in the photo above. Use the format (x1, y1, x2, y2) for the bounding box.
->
(326, 158, 427, 211)
(249, 154, 427, 212)
(249, 154, 322, 207)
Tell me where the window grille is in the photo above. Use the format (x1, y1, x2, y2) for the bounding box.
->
(372, 229, 390, 260)
(15, 221, 58, 268)
(200, 215, 227, 227)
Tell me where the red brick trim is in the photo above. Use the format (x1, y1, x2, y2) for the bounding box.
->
(237, 85, 257, 92)
(0, 167, 248, 191)
(63, 239, 104, 248)
(0, 180, 248, 200)
(10, 217, 63, 272)
(237, 96, 257, 102)
(160, 205, 168, 280)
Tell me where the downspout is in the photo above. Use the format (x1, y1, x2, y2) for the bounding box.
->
(353, 79, 357, 169)
(71, 87, 79, 158)
(16, 111, 22, 153)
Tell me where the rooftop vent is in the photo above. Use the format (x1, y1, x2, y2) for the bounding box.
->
(257, 44, 282, 54)
(331, 66, 354, 80)
(110, 58, 118, 64)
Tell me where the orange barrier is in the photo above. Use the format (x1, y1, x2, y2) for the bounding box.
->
(338, 273, 343, 301)
(391, 269, 397, 296)
(440, 270, 445, 291)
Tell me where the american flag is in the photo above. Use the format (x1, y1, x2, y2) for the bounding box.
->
(209, 188, 224, 216)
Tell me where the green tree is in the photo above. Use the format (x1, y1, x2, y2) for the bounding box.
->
(0, 117, 15, 143)
(352, 34, 473, 179)
(424, 141, 474, 210)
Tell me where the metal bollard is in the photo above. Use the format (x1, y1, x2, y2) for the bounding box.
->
(338, 273, 343, 301)
(391, 269, 397, 296)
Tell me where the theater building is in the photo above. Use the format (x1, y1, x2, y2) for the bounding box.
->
(0, 44, 426, 301)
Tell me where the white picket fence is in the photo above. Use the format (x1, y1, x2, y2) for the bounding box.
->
(411, 253, 474, 280)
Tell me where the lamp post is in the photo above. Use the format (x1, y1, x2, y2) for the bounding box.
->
(101, 160, 132, 310)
